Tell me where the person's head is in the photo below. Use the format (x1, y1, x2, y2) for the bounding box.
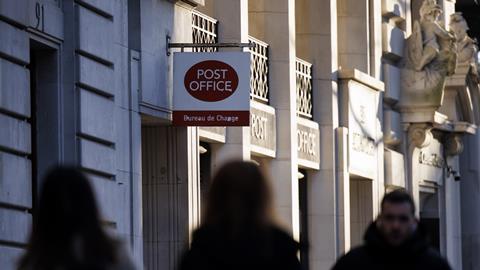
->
(19, 166, 116, 269)
(450, 13, 469, 41)
(420, 0, 442, 21)
(376, 189, 418, 247)
(204, 160, 273, 232)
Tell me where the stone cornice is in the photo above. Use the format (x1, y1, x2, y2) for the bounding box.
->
(432, 118, 477, 134)
(338, 68, 385, 92)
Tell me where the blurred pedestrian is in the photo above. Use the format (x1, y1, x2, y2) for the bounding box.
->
(332, 189, 451, 270)
(180, 160, 301, 270)
(18, 166, 136, 270)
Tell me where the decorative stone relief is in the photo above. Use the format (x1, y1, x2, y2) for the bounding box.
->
(450, 13, 478, 65)
(337, 70, 383, 179)
(449, 13, 480, 91)
(399, 0, 457, 118)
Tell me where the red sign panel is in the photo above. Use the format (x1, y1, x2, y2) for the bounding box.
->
(184, 60, 239, 102)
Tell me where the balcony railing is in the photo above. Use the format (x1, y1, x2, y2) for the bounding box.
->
(192, 11, 218, 52)
(249, 36, 269, 103)
(296, 58, 313, 119)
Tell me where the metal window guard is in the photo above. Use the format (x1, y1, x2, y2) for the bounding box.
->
(249, 36, 270, 103)
(192, 10, 218, 52)
(296, 57, 313, 119)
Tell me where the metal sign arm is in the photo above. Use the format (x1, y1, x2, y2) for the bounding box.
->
(167, 36, 253, 55)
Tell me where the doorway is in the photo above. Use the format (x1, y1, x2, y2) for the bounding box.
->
(141, 125, 171, 270)
(349, 177, 373, 247)
(141, 125, 200, 270)
(28, 38, 61, 214)
(199, 142, 212, 219)
(420, 191, 441, 251)
(299, 169, 309, 270)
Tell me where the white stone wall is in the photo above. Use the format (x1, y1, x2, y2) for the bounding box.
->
(0, 0, 142, 269)
(0, 1, 42, 269)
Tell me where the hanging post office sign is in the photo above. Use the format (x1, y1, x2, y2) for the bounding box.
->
(173, 52, 250, 126)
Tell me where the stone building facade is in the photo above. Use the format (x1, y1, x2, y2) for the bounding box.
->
(0, 0, 479, 270)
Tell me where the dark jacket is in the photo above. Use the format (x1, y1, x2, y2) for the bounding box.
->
(180, 225, 301, 270)
(332, 222, 451, 270)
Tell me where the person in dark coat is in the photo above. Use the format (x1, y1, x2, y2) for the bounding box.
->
(332, 189, 451, 270)
(18, 166, 136, 270)
(179, 160, 301, 270)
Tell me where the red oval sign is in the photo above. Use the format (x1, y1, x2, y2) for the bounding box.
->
(184, 60, 239, 102)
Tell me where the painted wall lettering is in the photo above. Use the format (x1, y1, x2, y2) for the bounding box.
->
(298, 130, 316, 156)
(35, 2, 45, 32)
(351, 132, 375, 156)
(251, 114, 268, 140)
(419, 151, 445, 168)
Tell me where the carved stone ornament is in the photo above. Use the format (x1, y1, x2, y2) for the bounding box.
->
(449, 13, 480, 93)
(450, 13, 477, 65)
(408, 124, 433, 148)
(445, 134, 464, 156)
(399, 0, 457, 117)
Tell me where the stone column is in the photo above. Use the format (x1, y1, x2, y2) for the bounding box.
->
(296, 0, 341, 268)
(334, 127, 351, 253)
(210, 0, 251, 167)
(368, 0, 383, 80)
(250, 0, 299, 238)
(337, 0, 370, 74)
(404, 124, 433, 215)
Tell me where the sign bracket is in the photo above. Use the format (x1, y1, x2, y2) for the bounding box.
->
(166, 36, 253, 56)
